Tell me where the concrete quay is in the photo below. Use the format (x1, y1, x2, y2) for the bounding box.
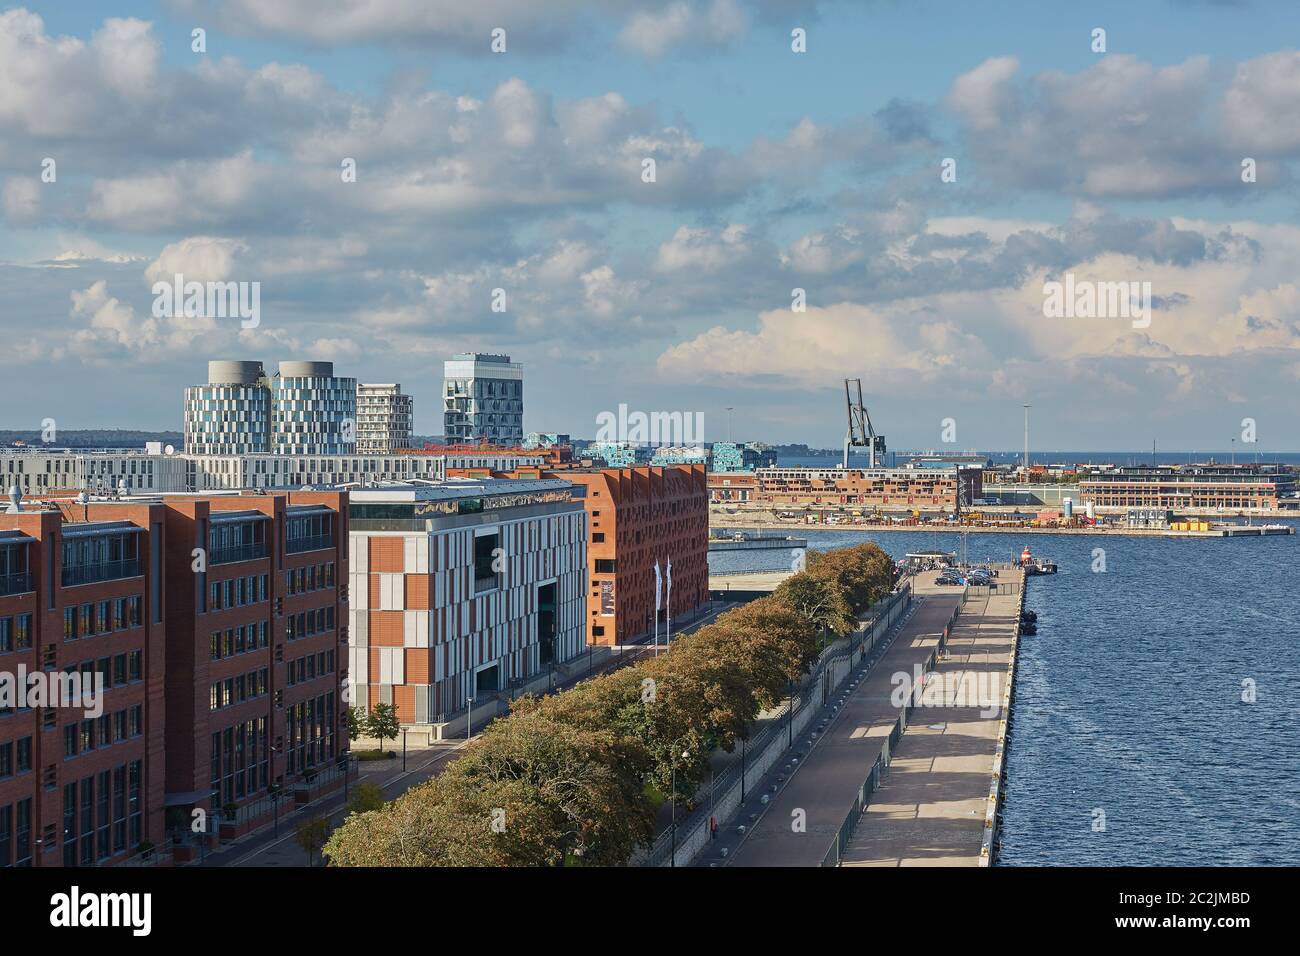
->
(839, 574, 1022, 866)
(723, 573, 1023, 867)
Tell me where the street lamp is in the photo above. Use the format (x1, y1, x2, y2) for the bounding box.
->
(669, 743, 691, 868)
(467, 693, 475, 742)
(788, 680, 794, 746)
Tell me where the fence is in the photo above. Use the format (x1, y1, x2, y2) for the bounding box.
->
(819, 593, 963, 867)
(636, 584, 914, 867)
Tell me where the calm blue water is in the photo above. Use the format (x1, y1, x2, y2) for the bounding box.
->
(711, 526, 1300, 865)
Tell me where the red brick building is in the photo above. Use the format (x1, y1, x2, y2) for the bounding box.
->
(160, 491, 348, 838)
(506, 464, 709, 646)
(1, 499, 166, 867)
(0, 489, 348, 867)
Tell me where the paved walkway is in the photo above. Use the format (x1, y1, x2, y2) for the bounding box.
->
(841, 580, 1020, 866)
(726, 587, 961, 866)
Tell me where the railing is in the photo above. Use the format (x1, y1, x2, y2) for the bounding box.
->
(637, 585, 914, 867)
(61, 558, 143, 587)
(210, 542, 269, 565)
(286, 534, 333, 554)
(820, 593, 957, 866)
(0, 571, 33, 596)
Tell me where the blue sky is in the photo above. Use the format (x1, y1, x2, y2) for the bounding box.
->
(3, 0, 1300, 451)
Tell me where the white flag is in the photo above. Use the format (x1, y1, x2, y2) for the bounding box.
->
(654, 560, 662, 611)
(666, 556, 672, 601)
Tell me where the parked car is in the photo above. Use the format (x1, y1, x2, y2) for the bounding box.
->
(935, 573, 963, 586)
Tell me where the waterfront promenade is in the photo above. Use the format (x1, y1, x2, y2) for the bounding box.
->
(725, 574, 1021, 867)
(840, 579, 1020, 866)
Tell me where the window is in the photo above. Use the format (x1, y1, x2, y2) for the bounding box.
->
(128, 650, 142, 682)
(473, 531, 501, 593)
(64, 724, 78, 758)
(14, 614, 30, 650)
(0, 741, 10, 777)
(127, 597, 141, 628)
(16, 737, 31, 773)
(63, 607, 77, 641)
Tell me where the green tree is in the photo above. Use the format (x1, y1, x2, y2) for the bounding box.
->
(347, 781, 386, 815)
(366, 702, 399, 754)
(344, 705, 364, 742)
(774, 572, 855, 643)
(295, 816, 331, 867)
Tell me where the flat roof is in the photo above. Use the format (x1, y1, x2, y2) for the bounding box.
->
(347, 478, 572, 502)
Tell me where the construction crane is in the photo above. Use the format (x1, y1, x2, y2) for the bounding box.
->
(843, 378, 886, 468)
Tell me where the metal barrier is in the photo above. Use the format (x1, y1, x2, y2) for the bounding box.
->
(636, 585, 914, 867)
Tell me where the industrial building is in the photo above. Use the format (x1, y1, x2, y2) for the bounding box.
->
(1079, 464, 1295, 511)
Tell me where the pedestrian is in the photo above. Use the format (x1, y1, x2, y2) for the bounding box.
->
(710, 816, 718, 841)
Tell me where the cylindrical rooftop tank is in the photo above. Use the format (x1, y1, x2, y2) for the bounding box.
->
(278, 361, 335, 378)
(1063, 497, 1073, 518)
(208, 360, 265, 385)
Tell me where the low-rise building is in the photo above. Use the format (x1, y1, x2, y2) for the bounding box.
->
(346, 480, 586, 726)
(1081, 464, 1295, 511)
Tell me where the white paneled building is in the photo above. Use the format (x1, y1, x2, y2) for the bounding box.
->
(356, 383, 413, 455)
(346, 480, 587, 727)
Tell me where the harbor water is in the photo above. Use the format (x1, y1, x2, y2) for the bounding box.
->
(710, 525, 1300, 865)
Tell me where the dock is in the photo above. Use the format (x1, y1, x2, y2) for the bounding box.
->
(723, 572, 1022, 867)
(708, 533, 809, 552)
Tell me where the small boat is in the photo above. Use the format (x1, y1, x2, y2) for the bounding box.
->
(1019, 547, 1057, 575)
(1021, 621, 1038, 635)
(1020, 610, 1037, 623)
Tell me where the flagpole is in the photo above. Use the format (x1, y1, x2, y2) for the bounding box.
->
(666, 556, 673, 648)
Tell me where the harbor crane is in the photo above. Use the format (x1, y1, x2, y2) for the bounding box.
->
(843, 377, 886, 468)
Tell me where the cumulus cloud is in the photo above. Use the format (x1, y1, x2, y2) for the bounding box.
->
(945, 52, 1299, 198)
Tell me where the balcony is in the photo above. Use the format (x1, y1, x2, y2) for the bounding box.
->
(210, 542, 269, 565)
(62, 558, 143, 587)
(286, 534, 333, 555)
(0, 571, 33, 596)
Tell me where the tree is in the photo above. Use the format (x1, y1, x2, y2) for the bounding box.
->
(806, 543, 897, 614)
(773, 572, 855, 643)
(725, 597, 821, 681)
(347, 781, 385, 815)
(295, 816, 331, 867)
(344, 705, 364, 742)
(366, 702, 399, 754)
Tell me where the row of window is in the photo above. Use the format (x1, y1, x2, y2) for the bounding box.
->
(209, 668, 270, 711)
(0, 798, 33, 867)
(286, 562, 335, 596)
(63, 706, 145, 757)
(63, 597, 142, 641)
(210, 573, 269, 611)
(0, 736, 33, 777)
(0, 614, 33, 654)
(211, 718, 270, 806)
(62, 761, 143, 866)
(287, 650, 336, 687)
(210, 621, 271, 661)
(285, 693, 336, 775)
(286, 606, 335, 641)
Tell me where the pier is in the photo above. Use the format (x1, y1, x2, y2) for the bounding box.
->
(723, 571, 1023, 867)
(708, 532, 809, 552)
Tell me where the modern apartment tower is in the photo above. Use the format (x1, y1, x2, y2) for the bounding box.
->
(184, 360, 357, 457)
(184, 361, 272, 456)
(356, 384, 414, 455)
(442, 354, 524, 445)
(271, 362, 357, 456)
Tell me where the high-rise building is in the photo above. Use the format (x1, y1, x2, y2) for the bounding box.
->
(271, 362, 357, 456)
(184, 361, 271, 456)
(356, 384, 413, 455)
(183, 360, 357, 457)
(442, 354, 523, 445)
